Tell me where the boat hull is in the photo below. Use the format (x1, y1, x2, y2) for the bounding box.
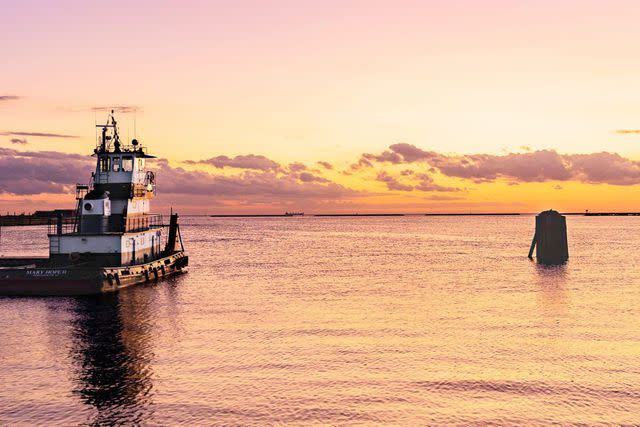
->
(0, 251, 188, 296)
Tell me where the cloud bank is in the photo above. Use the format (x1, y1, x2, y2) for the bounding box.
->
(0, 148, 92, 195)
(91, 105, 142, 113)
(359, 144, 640, 185)
(0, 149, 360, 208)
(1, 131, 79, 139)
(1, 143, 639, 213)
(184, 154, 282, 172)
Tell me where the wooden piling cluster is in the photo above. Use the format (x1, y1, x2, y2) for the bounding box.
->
(528, 210, 569, 264)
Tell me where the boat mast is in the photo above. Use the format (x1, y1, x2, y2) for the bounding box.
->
(96, 110, 120, 153)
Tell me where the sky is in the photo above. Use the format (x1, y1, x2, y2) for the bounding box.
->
(1, 0, 640, 214)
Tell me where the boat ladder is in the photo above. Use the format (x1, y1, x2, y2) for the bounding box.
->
(49, 235, 60, 254)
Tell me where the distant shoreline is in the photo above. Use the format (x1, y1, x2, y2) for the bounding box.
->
(208, 213, 520, 218)
(207, 212, 640, 218)
(2, 212, 638, 228)
(208, 213, 525, 218)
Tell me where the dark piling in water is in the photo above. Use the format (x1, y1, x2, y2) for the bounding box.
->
(528, 210, 568, 264)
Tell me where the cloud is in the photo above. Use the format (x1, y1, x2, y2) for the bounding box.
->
(363, 150, 403, 164)
(317, 161, 333, 170)
(3, 142, 640, 215)
(388, 143, 442, 163)
(359, 144, 640, 186)
(10, 138, 27, 145)
(566, 152, 640, 185)
(0, 149, 363, 208)
(434, 151, 640, 185)
(414, 173, 461, 192)
(298, 172, 329, 183)
(1, 131, 78, 138)
(376, 171, 413, 191)
(0, 147, 87, 161)
(0, 148, 92, 195)
(155, 161, 360, 202)
(435, 150, 572, 182)
(357, 143, 443, 168)
(185, 154, 282, 172)
(0, 96, 21, 102)
(288, 162, 307, 172)
(91, 105, 142, 113)
(350, 157, 373, 170)
(616, 129, 640, 134)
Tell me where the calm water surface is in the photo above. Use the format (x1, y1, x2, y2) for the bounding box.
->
(1, 216, 639, 425)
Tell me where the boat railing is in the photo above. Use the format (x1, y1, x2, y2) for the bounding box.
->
(47, 214, 164, 234)
(47, 217, 78, 235)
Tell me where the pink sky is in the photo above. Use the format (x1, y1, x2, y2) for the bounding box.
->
(2, 1, 640, 213)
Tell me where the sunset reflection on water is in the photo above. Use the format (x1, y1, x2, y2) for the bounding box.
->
(1, 216, 640, 425)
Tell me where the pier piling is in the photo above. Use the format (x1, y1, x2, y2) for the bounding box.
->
(528, 210, 569, 264)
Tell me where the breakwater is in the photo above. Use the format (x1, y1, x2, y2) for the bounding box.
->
(0, 212, 75, 227)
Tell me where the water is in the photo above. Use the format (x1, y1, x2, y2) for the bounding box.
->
(1, 216, 640, 425)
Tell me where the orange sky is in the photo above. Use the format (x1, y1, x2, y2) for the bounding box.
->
(2, 0, 640, 214)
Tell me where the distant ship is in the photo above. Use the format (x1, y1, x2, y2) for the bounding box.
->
(284, 212, 304, 217)
(0, 111, 188, 295)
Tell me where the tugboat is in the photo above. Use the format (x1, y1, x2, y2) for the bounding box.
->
(0, 111, 188, 295)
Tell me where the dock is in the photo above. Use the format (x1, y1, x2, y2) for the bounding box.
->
(0, 212, 76, 227)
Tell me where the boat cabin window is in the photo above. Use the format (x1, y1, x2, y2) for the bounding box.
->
(112, 157, 121, 172)
(99, 157, 110, 172)
(138, 158, 145, 171)
(122, 156, 133, 172)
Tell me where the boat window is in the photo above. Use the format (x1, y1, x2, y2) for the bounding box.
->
(100, 157, 110, 172)
(112, 157, 121, 172)
(138, 158, 145, 171)
(122, 156, 133, 172)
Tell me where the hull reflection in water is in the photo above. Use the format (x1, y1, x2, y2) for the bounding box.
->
(69, 292, 155, 425)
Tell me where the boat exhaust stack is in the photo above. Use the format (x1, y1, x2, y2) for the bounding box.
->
(167, 213, 179, 254)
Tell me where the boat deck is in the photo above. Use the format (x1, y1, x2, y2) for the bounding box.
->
(0, 251, 188, 296)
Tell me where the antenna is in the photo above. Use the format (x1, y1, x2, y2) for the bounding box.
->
(94, 109, 97, 148)
(134, 110, 137, 139)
